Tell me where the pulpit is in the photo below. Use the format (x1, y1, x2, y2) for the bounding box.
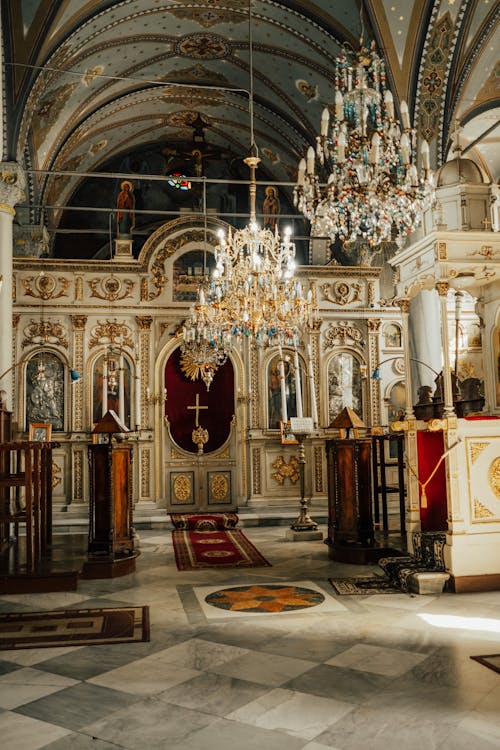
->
(83, 411, 136, 578)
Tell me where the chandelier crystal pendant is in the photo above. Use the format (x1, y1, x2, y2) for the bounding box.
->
(294, 40, 434, 248)
(180, 156, 316, 388)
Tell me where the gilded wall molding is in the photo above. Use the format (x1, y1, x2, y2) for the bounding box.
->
(252, 447, 261, 495)
(23, 273, 70, 300)
(141, 447, 150, 497)
(88, 276, 135, 301)
(271, 455, 299, 485)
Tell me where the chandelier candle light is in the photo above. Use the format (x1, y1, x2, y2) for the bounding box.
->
(181, 154, 317, 391)
(294, 40, 434, 247)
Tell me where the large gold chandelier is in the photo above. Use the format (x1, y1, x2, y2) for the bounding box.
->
(294, 40, 434, 248)
(181, 155, 315, 387)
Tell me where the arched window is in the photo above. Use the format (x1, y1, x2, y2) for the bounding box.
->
(25, 353, 64, 431)
(328, 352, 363, 424)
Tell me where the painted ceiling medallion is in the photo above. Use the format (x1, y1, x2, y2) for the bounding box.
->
(169, 3, 247, 29)
(176, 33, 231, 60)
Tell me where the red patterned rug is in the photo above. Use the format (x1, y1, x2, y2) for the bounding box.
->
(172, 528, 271, 570)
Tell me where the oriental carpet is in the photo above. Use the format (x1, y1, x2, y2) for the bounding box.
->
(329, 576, 401, 595)
(0, 606, 150, 650)
(172, 528, 271, 570)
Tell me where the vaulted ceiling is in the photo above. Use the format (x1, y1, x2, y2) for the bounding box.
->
(2, 0, 498, 258)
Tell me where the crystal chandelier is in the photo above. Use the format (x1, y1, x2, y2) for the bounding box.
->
(180, 156, 316, 388)
(294, 40, 434, 248)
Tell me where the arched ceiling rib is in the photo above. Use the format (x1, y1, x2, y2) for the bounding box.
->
(2, 0, 498, 252)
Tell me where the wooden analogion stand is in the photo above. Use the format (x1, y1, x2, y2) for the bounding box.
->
(82, 410, 137, 578)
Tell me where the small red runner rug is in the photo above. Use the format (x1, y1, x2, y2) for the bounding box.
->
(172, 528, 271, 570)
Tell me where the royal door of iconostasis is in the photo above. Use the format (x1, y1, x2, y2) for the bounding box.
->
(163, 346, 239, 512)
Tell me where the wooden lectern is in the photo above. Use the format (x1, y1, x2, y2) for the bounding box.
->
(82, 410, 137, 578)
(325, 407, 399, 564)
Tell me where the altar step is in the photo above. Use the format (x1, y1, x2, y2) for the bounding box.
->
(51, 505, 330, 534)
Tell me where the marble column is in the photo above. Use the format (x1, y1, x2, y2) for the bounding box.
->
(398, 298, 416, 420)
(436, 281, 455, 418)
(409, 289, 442, 393)
(0, 164, 26, 410)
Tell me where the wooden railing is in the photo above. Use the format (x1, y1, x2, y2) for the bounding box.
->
(0, 441, 59, 572)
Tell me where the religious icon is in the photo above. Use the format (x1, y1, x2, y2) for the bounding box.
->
(383, 323, 402, 348)
(263, 186, 280, 229)
(28, 423, 52, 442)
(116, 180, 135, 237)
(268, 353, 297, 429)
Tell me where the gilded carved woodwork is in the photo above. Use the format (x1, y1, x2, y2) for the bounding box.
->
(314, 446, 323, 493)
(73, 449, 84, 502)
(89, 320, 133, 349)
(324, 322, 363, 349)
(470, 442, 489, 464)
(473, 499, 495, 520)
(75, 276, 84, 301)
(23, 273, 70, 300)
(208, 472, 230, 503)
(320, 280, 362, 306)
(88, 276, 135, 301)
(52, 461, 62, 490)
(489, 457, 500, 500)
(141, 448, 150, 497)
(22, 319, 68, 348)
(172, 473, 194, 504)
(272, 455, 300, 485)
(252, 447, 261, 495)
(180, 349, 217, 383)
(71, 314, 87, 330)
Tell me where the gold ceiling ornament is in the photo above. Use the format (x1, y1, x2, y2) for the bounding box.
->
(488, 457, 500, 500)
(271, 455, 300, 485)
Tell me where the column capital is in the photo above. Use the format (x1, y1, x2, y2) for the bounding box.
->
(136, 315, 153, 330)
(71, 314, 87, 330)
(435, 280, 450, 297)
(397, 297, 410, 314)
(0, 163, 26, 213)
(367, 318, 381, 332)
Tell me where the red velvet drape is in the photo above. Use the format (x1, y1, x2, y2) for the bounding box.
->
(416, 431, 448, 531)
(165, 348, 234, 453)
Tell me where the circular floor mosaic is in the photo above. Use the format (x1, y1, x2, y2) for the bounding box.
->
(205, 584, 325, 613)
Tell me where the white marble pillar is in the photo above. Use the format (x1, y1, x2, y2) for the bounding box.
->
(436, 281, 455, 418)
(0, 164, 26, 410)
(409, 289, 442, 395)
(398, 298, 416, 420)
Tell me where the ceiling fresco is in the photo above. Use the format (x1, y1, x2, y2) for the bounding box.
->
(1, 0, 498, 258)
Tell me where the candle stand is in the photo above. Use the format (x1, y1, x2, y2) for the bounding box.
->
(285, 418, 323, 541)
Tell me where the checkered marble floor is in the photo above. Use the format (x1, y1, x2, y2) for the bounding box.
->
(1, 525, 499, 750)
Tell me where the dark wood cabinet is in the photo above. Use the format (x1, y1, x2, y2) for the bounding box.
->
(326, 437, 396, 563)
(84, 441, 136, 577)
